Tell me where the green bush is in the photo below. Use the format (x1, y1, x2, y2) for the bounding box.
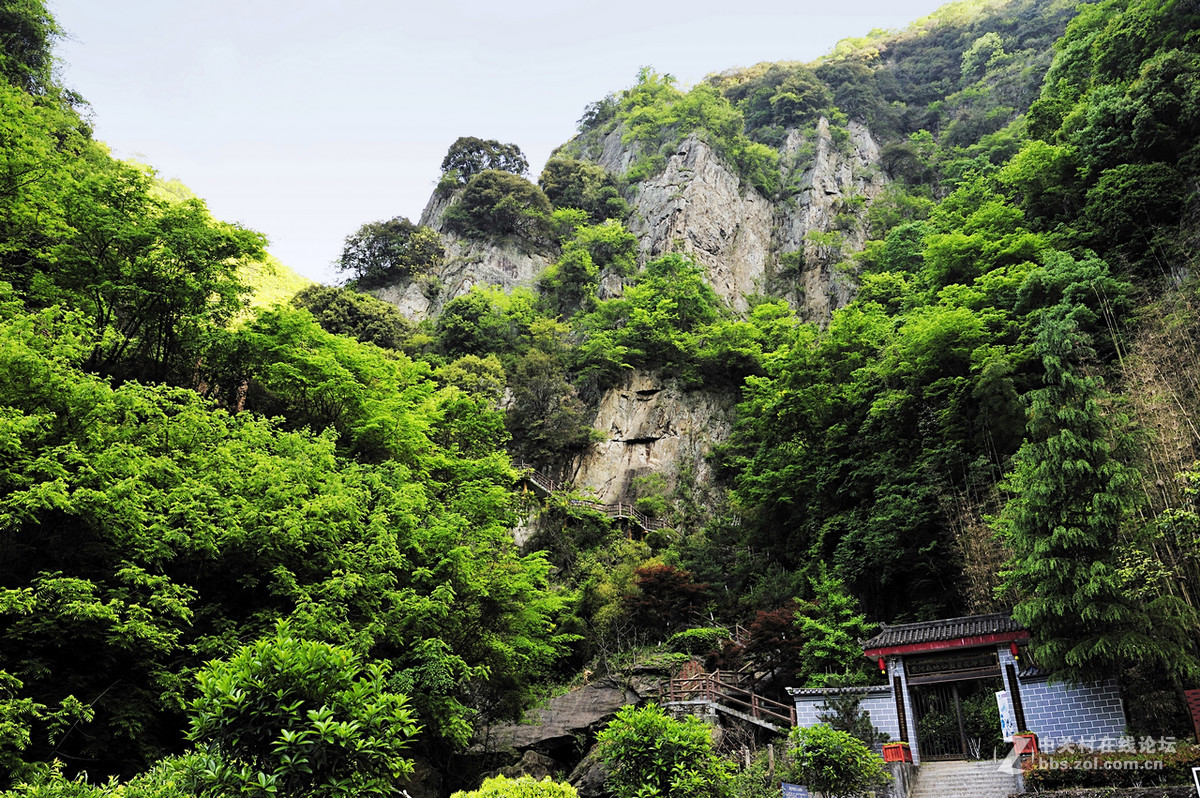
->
(666, 627, 729, 656)
(451, 775, 577, 798)
(0, 754, 206, 798)
(291, 284, 415, 351)
(335, 217, 443, 288)
(187, 622, 420, 798)
(596, 704, 731, 798)
(787, 724, 889, 798)
(1022, 744, 1200, 790)
(538, 158, 629, 223)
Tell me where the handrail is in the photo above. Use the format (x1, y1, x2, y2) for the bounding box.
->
(515, 463, 668, 533)
(665, 670, 796, 727)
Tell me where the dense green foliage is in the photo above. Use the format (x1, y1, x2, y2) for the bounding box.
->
(537, 158, 628, 224)
(451, 776, 577, 798)
(596, 704, 731, 798)
(787, 725, 889, 798)
(291, 283, 416, 352)
(7, 0, 1200, 791)
(336, 217, 442, 288)
(0, 8, 576, 788)
(440, 137, 529, 184)
(442, 170, 552, 241)
(188, 623, 420, 796)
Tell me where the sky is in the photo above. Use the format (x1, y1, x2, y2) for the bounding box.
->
(48, 0, 950, 285)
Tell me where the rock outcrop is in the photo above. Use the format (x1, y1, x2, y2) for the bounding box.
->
(568, 371, 735, 506)
(773, 118, 888, 320)
(586, 118, 886, 321)
(484, 677, 641, 754)
(371, 234, 550, 321)
(602, 132, 775, 314)
(370, 186, 552, 322)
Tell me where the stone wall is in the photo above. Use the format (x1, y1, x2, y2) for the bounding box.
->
(1017, 676, 1127, 750)
(789, 685, 899, 748)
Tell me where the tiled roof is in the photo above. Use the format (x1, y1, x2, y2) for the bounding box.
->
(1018, 663, 1051, 680)
(861, 613, 1026, 652)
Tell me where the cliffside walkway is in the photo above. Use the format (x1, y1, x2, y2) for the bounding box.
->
(515, 463, 668, 534)
(663, 667, 796, 733)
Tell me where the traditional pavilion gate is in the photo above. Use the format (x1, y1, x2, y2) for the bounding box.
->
(906, 649, 1006, 761)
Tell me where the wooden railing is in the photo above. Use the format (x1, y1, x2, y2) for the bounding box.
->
(515, 463, 668, 533)
(665, 669, 796, 728)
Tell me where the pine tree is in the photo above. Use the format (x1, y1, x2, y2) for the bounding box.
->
(996, 304, 1196, 683)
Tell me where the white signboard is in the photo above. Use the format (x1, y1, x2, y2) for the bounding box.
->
(996, 690, 1017, 742)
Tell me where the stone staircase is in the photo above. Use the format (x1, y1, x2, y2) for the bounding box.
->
(910, 759, 1020, 798)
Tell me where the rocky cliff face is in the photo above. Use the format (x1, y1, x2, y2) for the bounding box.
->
(600, 132, 775, 314)
(587, 118, 885, 321)
(568, 370, 735, 506)
(774, 118, 888, 319)
(369, 187, 552, 321)
(372, 119, 885, 513)
(372, 234, 550, 320)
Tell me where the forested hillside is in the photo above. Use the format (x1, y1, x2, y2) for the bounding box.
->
(2, 0, 1200, 795)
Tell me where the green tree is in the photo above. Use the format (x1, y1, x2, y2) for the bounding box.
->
(335, 217, 443, 288)
(596, 704, 731, 798)
(442, 171, 552, 241)
(54, 159, 265, 382)
(787, 724, 889, 798)
(995, 303, 1198, 684)
(815, 679, 889, 747)
(441, 137, 528, 183)
(189, 622, 420, 797)
(506, 348, 596, 464)
(451, 775, 577, 798)
(795, 566, 876, 686)
(537, 158, 628, 223)
(0, 0, 61, 94)
(291, 284, 414, 351)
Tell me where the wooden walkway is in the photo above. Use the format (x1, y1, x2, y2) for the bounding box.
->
(515, 463, 668, 533)
(663, 667, 796, 732)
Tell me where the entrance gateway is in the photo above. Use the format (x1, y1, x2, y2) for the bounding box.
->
(788, 613, 1128, 765)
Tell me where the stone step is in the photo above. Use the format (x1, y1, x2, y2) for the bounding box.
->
(911, 760, 1020, 798)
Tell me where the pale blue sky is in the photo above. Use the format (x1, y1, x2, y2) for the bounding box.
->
(48, 0, 950, 284)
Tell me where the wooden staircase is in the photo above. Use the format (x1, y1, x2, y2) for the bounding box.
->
(515, 463, 668, 533)
(663, 666, 795, 733)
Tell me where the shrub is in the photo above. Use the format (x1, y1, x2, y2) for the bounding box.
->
(538, 158, 629, 223)
(451, 775, 577, 798)
(1022, 744, 1200, 790)
(291, 284, 414, 351)
(596, 704, 731, 798)
(441, 137, 528, 183)
(666, 627, 730, 656)
(442, 171, 552, 241)
(788, 724, 890, 798)
(336, 217, 442, 287)
(187, 622, 420, 798)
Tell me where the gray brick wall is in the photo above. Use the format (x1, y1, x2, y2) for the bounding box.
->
(1017, 676, 1126, 750)
(998, 645, 1126, 751)
(792, 685, 898, 751)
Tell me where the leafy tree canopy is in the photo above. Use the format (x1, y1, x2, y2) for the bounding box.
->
(336, 216, 443, 288)
(189, 622, 420, 797)
(596, 704, 731, 798)
(441, 137, 529, 184)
